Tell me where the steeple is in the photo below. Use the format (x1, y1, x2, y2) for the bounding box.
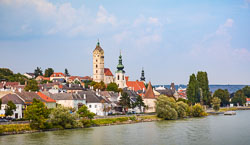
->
(116, 51, 125, 73)
(94, 39, 103, 52)
(140, 67, 145, 81)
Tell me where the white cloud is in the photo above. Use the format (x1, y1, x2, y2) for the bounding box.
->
(96, 5, 116, 26)
(148, 17, 161, 26)
(216, 18, 234, 35)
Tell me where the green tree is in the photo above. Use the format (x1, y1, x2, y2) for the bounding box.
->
(197, 71, 210, 105)
(4, 101, 16, 117)
(242, 86, 250, 98)
(77, 105, 95, 119)
(24, 99, 50, 129)
(211, 97, 221, 111)
(65, 68, 70, 76)
(232, 90, 246, 106)
(176, 101, 189, 118)
(24, 80, 39, 92)
(134, 95, 146, 113)
(213, 89, 230, 106)
(187, 74, 199, 104)
(34, 67, 43, 78)
(44, 68, 54, 77)
(192, 103, 206, 117)
(106, 83, 119, 92)
(49, 106, 79, 129)
(119, 92, 131, 113)
(155, 95, 178, 120)
(93, 81, 106, 91)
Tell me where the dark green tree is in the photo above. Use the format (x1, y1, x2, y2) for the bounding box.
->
(77, 105, 95, 119)
(213, 89, 230, 106)
(242, 86, 250, 98)
(119, 92, 131, 113)
(106, 83, 119, 92)
(65, 68, 70, 76)
(34, 67, 43, 78)
(93, 81, 106, 91)
(187, 74, 199, 104)
(197, 71, 210, 105)
(231, 90, 246, 106)
(4, 101, 16, 117)
(24, 99, 50, 129)
(44, 68, 54, 77)
(134, 95, 145, 113)
(24, 80, 39, 92)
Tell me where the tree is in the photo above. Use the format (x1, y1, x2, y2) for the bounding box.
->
(119, 92, 131, 113)
(192, 104, 206, 117)
(213, 89, 230, 106)
(34, 67, 43, 78)
(134, 95, 145, 113)
(187, 74, 199, 104)
(106, 83, 119, 92)
(231, 90, 246, 106)
(93, 81, 106, 91)
(77, 105, 95, 119)
(211, 97, 221, 111)
(24, 80, 39, 92)
(44, 68, 54, 77)
(176, 101, 189, 118)
(65, 68, 70, 76)
(155, 95, 178, 120)
(197, 71, 210, 105)
(49, 106, 78, 129)
(242, 86, 250, 98)
(4, 101, 16, 117)
(24, 99, 50, 129)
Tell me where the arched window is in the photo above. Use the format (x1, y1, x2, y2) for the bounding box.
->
(117, 75, 120, 80)
(96, 65, 98, 68)
(123, 75, 124, 80)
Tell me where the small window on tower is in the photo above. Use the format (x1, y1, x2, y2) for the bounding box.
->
(96, 65, 98, 68)
(96, 70, 98, 73)
(118, 75, 120, 80)
(96, 59, 98, 62)
(123, 75, 124, 80)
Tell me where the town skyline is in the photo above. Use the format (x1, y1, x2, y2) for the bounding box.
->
(1, 0, 250, 85)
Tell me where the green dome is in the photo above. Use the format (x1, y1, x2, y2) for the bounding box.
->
(116, 53, 125, 73)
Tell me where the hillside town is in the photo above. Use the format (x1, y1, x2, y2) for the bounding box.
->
(0, 41, 187, 119)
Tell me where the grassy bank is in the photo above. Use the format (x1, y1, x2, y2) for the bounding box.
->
(0, 124, 33, 135)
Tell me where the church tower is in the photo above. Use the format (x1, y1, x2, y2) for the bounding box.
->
(115, 51, 126, 88)
(140, 67, 146, 83)
(93, 40, 104, 82)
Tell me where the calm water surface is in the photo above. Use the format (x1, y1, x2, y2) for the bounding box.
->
(1, 110, 250, 145)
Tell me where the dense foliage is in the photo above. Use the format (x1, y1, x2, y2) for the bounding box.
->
(4, 101, 17, 117)
(24, 99, 50, 129)
(176, 101, 189, 118)
(211, 97, 221, 111)
(106, 82, 119, 92)
(64, 68, 70, 76)
(34, 67, 43, 78)
(91, 81, 106, 91)
(0, 68, 27, 85)
(213, 89, 230, 106)
(44, 68, 54, 77)
(242, 86, 250, 98)
(24, 80, 39, 92)
(134, 95, 146, 113)
(192, 104, 206, 117)
(119, 92, 131, 113)
(77, 105, 95, 119)
(231, 90, 246, 106)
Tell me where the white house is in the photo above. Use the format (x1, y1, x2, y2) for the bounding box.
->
(0, 94, 24, 119)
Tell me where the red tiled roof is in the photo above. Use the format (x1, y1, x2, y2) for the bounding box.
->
(4, 82, 20, 87)
(68, 76, 80, 81)
(36, 76, 50, 81)
(104, 68, 113, 76)
(82, 76, 92, 80)
(37, 92, 56, 103)
(50, 72, 65, 78)
(126, 80, 146, 92)
(247, 98, 250, 102)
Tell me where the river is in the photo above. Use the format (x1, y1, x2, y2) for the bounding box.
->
(1, 110, 250, 145)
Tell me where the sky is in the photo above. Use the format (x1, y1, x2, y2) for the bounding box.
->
(0, 0, 250, 85)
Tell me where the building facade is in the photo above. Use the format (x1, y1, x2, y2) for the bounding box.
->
(93, 41, 105, 83)
(115, 52, 126, 88)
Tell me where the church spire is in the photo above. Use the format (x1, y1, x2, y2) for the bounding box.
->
(116, 51, 125, 73)
(140, 67, 145, 82)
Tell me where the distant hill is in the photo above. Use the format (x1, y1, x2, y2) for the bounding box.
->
(154, 84, 248, 93)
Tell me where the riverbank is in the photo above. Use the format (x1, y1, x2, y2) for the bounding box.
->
(206, 106, 250, 115)
(0, 115, 162, 136)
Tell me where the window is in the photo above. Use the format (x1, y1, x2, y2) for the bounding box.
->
(118, 75, 119, 80)
(96, 70, 98, 73)
(89, 105, 91, 108)
(95, 105, 97, 108)
(123, 75, 124, 80)
(96, 65, 98, 68)
(96, 59, 98, 62)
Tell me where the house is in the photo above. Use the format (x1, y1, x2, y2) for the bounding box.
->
(143, 81, 157, 113)
(23, 73, 35, 79)
(100, 91, 121, 113)
(104, 68, 114, 84)
(50, 72, 66, 81)
(83, 90, 111, 116)
(0, 82, 20, 91)
(63, 84, 85, 93)
(36, 76, 50, 81)
(37, 92, 56, 108)
(43, 92, 86, 111)
(246, 98, 250, 106)
(126, 78, 146, 92)
(0, 94, 25, 119)
(123, 88, 145, 113)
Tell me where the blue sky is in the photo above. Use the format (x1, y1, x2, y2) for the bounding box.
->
(0, 0, 250, 85)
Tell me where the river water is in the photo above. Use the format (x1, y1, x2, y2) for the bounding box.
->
(1, 110, 250, 145)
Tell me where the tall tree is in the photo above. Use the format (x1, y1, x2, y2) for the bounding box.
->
(232, 90, 246, 106)
(5, 101, 17, 117)
(24, 80, 39, 92)
(213, 89, 230, 106)
(106, 83, 119, 92)
(65, 68, 70, 76)
(211, 97, 221, 111)
(34, 67, 43, 78)
(44, 68, 54, 77)
(197, 71, 210, 105)
(134, 95, 145, 113)
(242, 86, 250, 98)
(25, 99, 50, 129)
(187, 74, 199, 104)
(119, 92, 131, 113)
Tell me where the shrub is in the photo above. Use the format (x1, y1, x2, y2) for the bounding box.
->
(129, 116, 137, 121)
(81, 119, 92, 127)
(192, 104, 206, 117)
(176, 101, 189, 118)
(211, 97, 221, 111)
